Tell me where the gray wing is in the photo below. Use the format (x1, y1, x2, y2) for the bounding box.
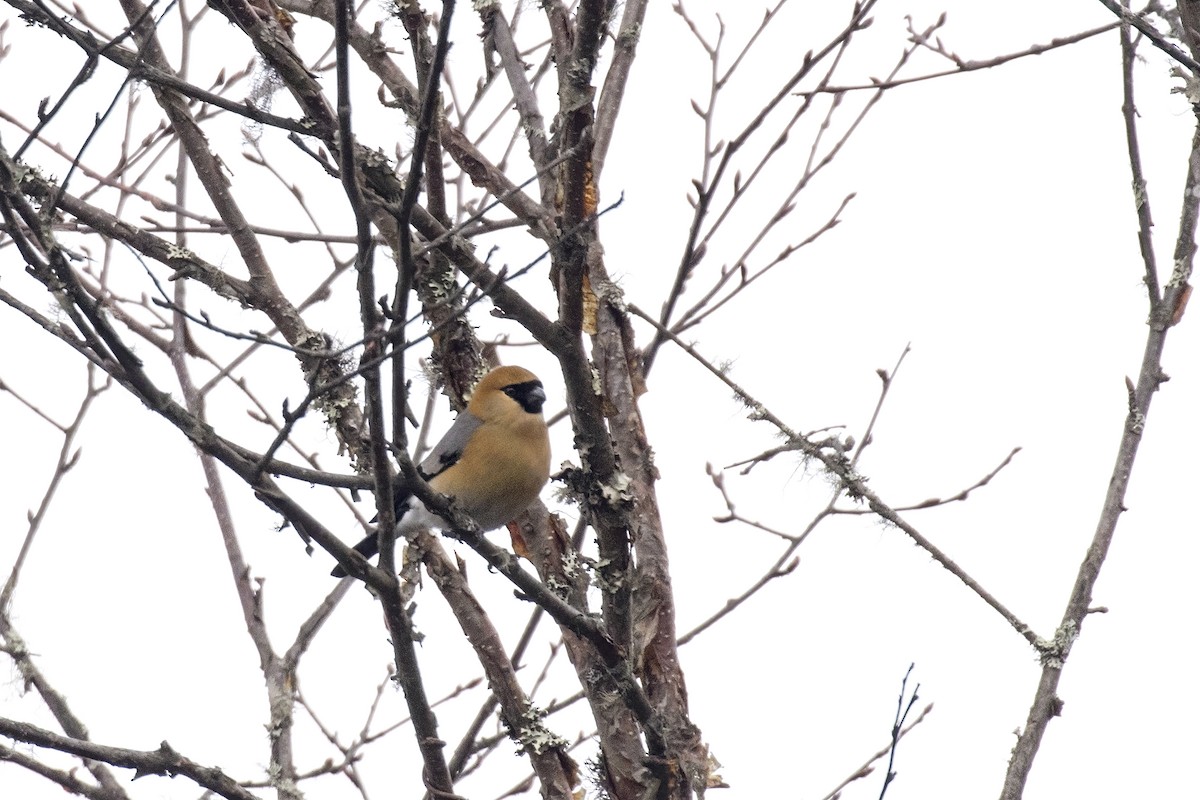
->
(331, 409, 486, 578)
(418, 409, 483, 479)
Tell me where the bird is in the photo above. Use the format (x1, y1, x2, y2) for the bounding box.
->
(331, 365, 551, 577)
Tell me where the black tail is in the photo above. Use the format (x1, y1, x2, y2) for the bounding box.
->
(330, 531, 380, 578)
(330, 490, 413, 577)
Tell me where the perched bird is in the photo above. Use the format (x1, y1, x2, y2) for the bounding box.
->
(332, 365, 551, 577)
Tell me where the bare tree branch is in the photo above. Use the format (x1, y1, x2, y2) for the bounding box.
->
(0, 716, 263, 800)
(999, 17, 1198, 796)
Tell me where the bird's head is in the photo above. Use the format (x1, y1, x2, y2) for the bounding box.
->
(469, 365, 547, 419)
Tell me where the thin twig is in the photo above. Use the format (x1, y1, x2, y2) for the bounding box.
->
(818, 703, 934, 800)
(796, 23, 1120, 95)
